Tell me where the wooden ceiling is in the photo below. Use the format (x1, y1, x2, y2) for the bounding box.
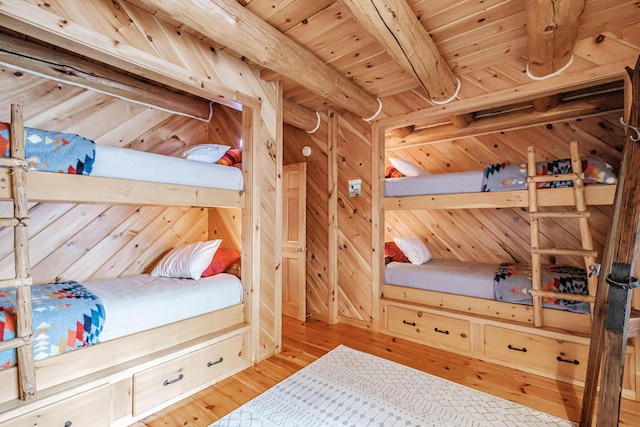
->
(125, 0, 640, 132)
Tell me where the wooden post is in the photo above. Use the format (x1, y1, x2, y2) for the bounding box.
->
(580, 55, 640, 426)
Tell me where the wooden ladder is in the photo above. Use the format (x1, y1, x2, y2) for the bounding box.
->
(527, 140, 598, 328)
(0, 104, 36, 400)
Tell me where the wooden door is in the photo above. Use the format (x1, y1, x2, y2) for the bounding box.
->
(282, 163, 307, 320)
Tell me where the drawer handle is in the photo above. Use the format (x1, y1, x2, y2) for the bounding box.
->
(402, 320, 416, 327)
(207, 357, 224, 367)
(507, 344, 527, 353)
(163, 373, 184, 386)
(556, 356, 580, 365)
(434, 328, 449, 335)
(64, 422, 72, 427)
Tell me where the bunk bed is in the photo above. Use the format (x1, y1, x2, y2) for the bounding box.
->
(378, 142, 636, 399)
(0, 105, 255, 426)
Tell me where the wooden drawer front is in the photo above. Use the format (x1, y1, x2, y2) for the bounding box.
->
(387, 306, 470, 352)
(133, 334, 244, 416)
(485, 326, 588, 380)
(3, 385, 110, 427)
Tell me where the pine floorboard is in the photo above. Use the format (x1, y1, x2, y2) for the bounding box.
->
(132, 315, 640, 426)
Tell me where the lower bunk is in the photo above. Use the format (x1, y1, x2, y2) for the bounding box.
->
(0, 273, 250, 426)
(379, 260, 638, 402)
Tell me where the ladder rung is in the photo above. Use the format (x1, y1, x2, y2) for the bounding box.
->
(0, 335, 32, 353)
(533, 290, 595, 303)
(529, 173, 581, 183)
(533, 248, 598, 257)
(0, 217, 30, 227)
(0, 158, 27, 168)
(0, 277, 32, 288)
(530, 211, 589, 219)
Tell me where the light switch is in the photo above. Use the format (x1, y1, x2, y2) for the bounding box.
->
(349, 179, 361, 197)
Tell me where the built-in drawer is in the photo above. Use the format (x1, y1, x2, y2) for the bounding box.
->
(133, 333, 244, 416)
(485, 325, 588, 380)
(3, 384, 110, 427)
(387, 305, 470, 352)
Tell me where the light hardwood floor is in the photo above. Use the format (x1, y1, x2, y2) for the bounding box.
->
(132, 315, 640, 426)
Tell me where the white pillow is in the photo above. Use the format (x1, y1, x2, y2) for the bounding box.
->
(151, 239, 222, 280)
(393, 236, 432, 265)
(173, 144, 230, 163)
(389, 157, 431, 177)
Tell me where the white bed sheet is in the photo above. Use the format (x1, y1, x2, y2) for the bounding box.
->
(384, 259, 498, 300)
(384, 170, 484, 197)
(83, 273, 243, 342)
(92, 145, 244, 190)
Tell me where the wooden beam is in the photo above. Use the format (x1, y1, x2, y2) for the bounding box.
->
(138, 0, 380, 120)
(526, 0, 586, 78)
(0, 34, 212, 121)
(341, 0, 458, 103)
(283, 99, 320, 133)
(532, 94, 562, 112)
(376, 59, 631, 130)
(386, 90, 623, 149)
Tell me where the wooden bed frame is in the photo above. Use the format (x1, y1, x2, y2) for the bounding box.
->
(0, 105, 257, 426)
(375, 145, 637, 400)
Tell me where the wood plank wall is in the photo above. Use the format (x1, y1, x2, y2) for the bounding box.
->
(283, 115, 332, 322)
(1, 0, 282, 362)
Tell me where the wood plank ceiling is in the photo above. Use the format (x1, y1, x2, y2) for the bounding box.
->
(126, 0, 640, 135)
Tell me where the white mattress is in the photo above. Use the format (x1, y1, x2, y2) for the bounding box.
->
(92, 145, 244, 190)
(384, 170, 484, 197)
(83, 273, 243, 342)
(384, 259, 498, 300)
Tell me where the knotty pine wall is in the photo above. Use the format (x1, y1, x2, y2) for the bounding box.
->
(2, 0, 283, 361)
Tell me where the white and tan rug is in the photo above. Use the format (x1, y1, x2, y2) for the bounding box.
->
(210, 345, 575, 426)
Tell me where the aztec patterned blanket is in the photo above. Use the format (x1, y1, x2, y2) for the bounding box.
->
(0, 122, 95, 175)
(481, 157, 617, 192)
(0, 281, 105, 369)
(494, 263, 589, 314)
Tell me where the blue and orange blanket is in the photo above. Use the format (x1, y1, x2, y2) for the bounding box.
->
(482, 157, 617, 192)
(0, 281, 105, 370)
(494, 263, 589, 314)
(0, 122, 95, 175)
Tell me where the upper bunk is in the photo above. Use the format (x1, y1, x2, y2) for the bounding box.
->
(0, 101, 246, 209)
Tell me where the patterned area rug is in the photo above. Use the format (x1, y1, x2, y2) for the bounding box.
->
(209, 345, 575, 426)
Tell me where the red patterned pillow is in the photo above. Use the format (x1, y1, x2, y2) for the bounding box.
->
(384, 241, 409, 263)
(201, 248, 241, 277)
(216, 148, 242, 166)
(385, 166, 404, 178)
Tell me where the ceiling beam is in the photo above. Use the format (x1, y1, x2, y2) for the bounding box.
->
(283, 99, 321, 133)
(526, 0, 586, 79)
(341, 0, 458, 104)
(0, 33, 212, 121)
(386, 90, 623, 149)
(139, 0, 381, 120)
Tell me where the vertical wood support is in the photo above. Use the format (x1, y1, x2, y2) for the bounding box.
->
(9, 104, 36, 400)
(527, 146, 543, 326)
(580, 55, 640, 427)
(327, 109, 339, 323)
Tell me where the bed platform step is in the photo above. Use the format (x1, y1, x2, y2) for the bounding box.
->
(533, 289, 595, 303)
